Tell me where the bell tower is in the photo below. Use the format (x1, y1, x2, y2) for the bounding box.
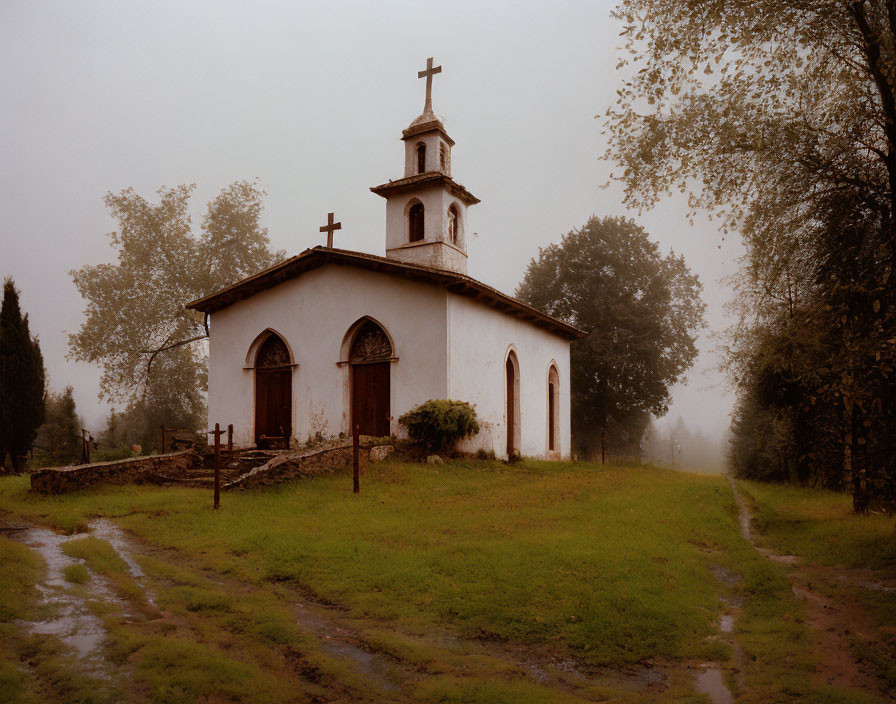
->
(371, 58, 479, 275)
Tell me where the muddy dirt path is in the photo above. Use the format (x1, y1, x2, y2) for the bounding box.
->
(728, 476, 890, 698)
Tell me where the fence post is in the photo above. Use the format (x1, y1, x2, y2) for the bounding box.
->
(214, 423, 221, 510)
(601, 428, 607, 465)
(160, 424, 166, 454)
(227, 424, 233, 451)
(353, 424, 360, 494)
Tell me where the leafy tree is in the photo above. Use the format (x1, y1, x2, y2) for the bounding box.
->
(0, 279, 46, 471)
(607, 1, 896, 510)
(33, 386, 82, 467)
(516, 216, 705, 457)
(68, 180, 284, 422)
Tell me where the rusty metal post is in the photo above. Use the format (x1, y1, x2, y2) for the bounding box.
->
(160, 424, 165, 454)
(601, 428, 607, 466)
(353, 424, 360, 494)
(227, 424, 233, 451)
(214, 423, 221, 510)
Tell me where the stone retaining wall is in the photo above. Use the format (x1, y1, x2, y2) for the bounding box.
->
(30, 451, 200, 495)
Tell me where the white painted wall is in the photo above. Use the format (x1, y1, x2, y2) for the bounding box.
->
(207, 262, 573, 459)
(446, 294, 572, 459)
(208, 265, 448, 446)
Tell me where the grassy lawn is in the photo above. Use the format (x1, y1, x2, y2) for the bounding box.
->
(0, 461, 737, 666)
(0, 459, 890, 702)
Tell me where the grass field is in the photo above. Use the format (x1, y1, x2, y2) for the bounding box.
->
(0, 459, 891, 703)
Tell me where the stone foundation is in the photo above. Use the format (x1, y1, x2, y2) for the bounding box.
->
(30, 451, 201, 495)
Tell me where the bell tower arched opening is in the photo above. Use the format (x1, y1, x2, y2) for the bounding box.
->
(408, 201, 425, 242)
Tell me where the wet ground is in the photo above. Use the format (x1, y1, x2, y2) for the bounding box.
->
(14, 525, 113, 668)
(3, 516, 673, 702)
(728, 476, 894, 700)
(7, 478, 886, 703)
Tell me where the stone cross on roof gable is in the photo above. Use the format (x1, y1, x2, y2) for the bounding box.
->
(418, 57, 442, 114)
(320, 212, 342, 248)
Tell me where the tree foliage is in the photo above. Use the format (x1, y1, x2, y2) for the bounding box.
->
(68, 180, 284, 418)
(608, 1, 896, 509)
(33, 386, 82, 468)
(0, 279, 46, 471)
(516, 216, 705, 456)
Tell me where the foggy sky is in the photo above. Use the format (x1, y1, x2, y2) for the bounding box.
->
(1, 0, 743, 441)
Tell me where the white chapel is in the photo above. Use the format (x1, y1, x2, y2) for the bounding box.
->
(187, 59, 584, 459)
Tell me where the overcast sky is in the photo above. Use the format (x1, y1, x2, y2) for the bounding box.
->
(1, 0, 743, 443)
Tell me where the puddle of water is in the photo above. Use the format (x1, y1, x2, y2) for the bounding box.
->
(88, 519, 155, 606)
(16, 527, 111, 664)
(694, 665, 734, 704)
(294, 603, 400, 692)
(719, 614, 734, 633)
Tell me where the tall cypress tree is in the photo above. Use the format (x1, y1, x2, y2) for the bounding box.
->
(0, 279, 46, 471)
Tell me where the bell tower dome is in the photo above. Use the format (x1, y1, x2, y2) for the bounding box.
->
(371, 58, 479, 275)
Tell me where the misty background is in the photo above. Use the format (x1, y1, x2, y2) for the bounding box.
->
(0, 0, 742, 465)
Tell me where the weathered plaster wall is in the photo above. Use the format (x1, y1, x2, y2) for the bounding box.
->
(208, 265, 449, 446)
(446, 294, 572, 459)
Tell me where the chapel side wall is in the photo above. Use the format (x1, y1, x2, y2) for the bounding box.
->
(207, 266, 448, 447)
(446, 295, 572, 460)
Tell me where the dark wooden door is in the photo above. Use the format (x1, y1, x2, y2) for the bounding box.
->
(352, 362, 390, 436)
(255, 369, 291, 444)
(506, 358, 515, 456)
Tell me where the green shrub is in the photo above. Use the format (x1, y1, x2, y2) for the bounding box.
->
(399, 400, 479, 452)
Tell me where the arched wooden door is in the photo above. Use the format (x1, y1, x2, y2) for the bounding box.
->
(255, 334, 291, 448)
(350, 321, 392, 437)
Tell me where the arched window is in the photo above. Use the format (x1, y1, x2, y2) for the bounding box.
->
(416, 143, 426, 174)
(448, 204, 460, 245)
(408, 202, 424, 242)
(548, 365, 560, 454)
(506, 350, 520, 457)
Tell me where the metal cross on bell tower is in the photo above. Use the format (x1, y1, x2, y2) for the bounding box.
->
(320, 212, 342, 248)
(418, 57, 442, 113)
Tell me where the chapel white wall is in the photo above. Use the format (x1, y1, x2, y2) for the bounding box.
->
(446, 294, 572, 460)
(207, 266, 449, 446)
